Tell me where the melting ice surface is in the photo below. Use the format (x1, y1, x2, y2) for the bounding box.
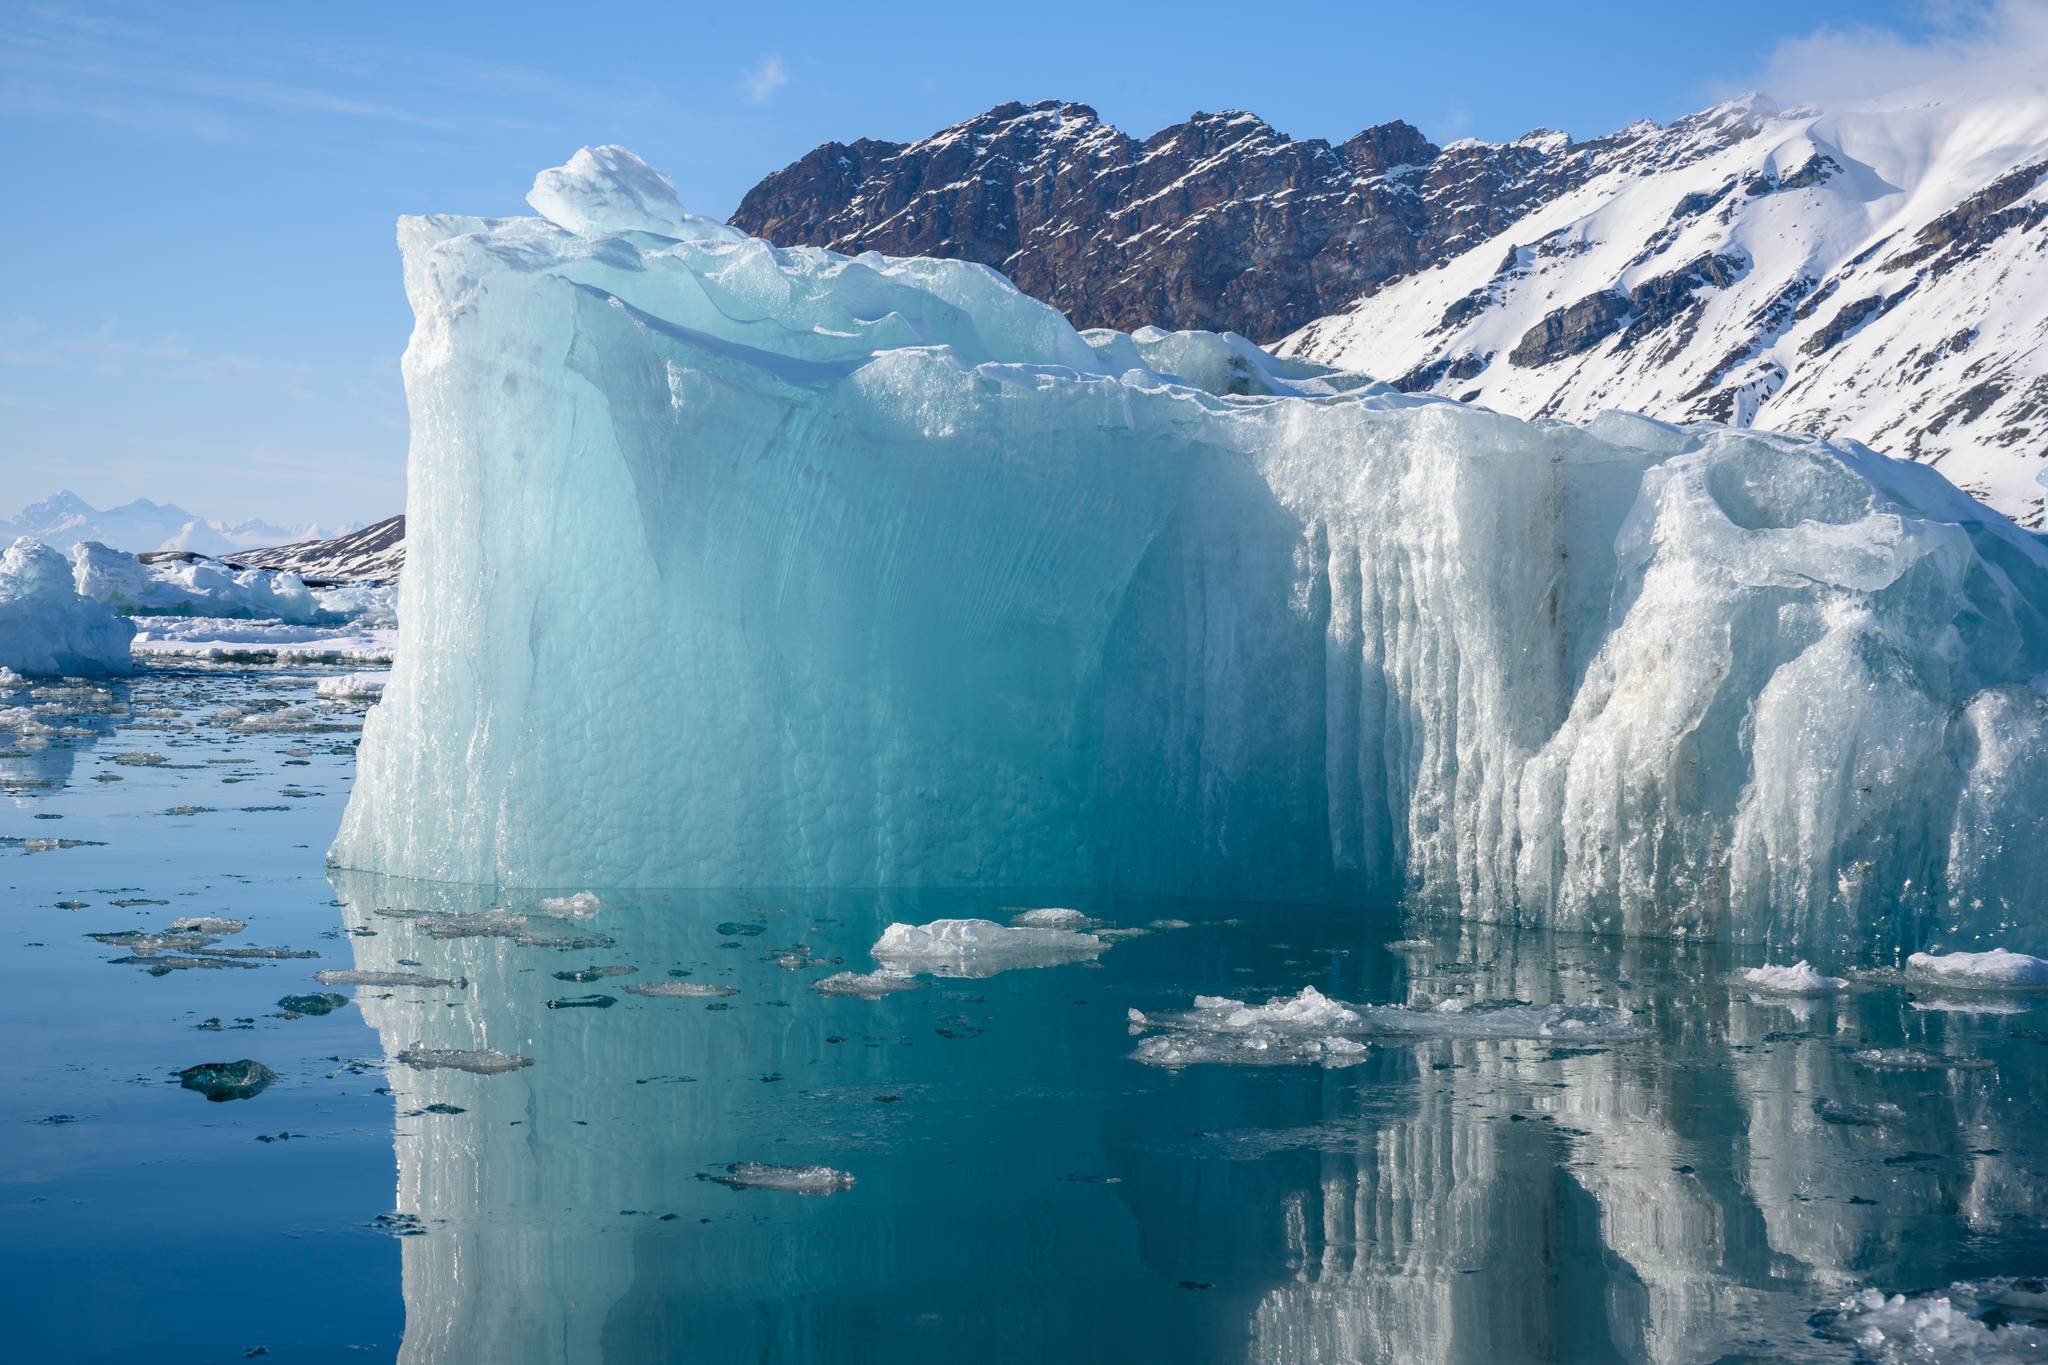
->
(13, 665, 2048, 1362)
(335, 147, 2048, 958)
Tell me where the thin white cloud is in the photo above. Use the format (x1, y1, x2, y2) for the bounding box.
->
(1733, 0, 2048, 108)
(741, 54, 788, 105)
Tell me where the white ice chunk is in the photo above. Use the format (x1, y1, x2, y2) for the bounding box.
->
(1906, 948, 2048, 989)
(1738, 961, 1848, 994)
(1824, 1278, 2048, 1362)
(0, 539, 134, 676)
(535, 890, 603, 918)
(869, 918, 1107, 978)
(526, 145, 741, 241)
(1130, 986, 1372, 1068)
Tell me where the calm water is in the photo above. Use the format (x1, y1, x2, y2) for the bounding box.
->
(5, 665, 2047, 1364)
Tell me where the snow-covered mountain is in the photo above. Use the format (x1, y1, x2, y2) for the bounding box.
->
(1281, 91, 2048, 523)
(230, 515, 404, 584)
(0, 490, 348, 555)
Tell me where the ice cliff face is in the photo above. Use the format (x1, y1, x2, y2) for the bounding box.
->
(333, 147, 2048, 957)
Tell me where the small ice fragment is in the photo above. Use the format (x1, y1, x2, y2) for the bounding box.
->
(1820, 1278, 2048, 1360)
(396, 1045, 532, 1074)
(171, 916, 246, 935)
(554, 965, 634, 983)
(1147, 919, 1191, 930)
(545, 994, 616, 1009)
(1739, 961, 1848, 994)
(1906, 949, 2048, 989)
(712, 1162, 856, 1195)
(315, 671, 388, 700)
(1009, 907, 1092, 929)
(1385, 939, 1434, 950)
(1127, 1008, 1150, 1026)
(871, 918, 1106, 978)
(812, 970, 919, 998)
(536, 891, 604, 918)
(624, 981, 736, 999)
(112, 751, 166, 766)
(314, 969, 461, 988)
(1813, 1097, 1907, 1127)
(179, 1059, 277, 1101)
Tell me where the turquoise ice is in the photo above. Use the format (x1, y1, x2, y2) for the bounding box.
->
(334, 147, 2048, 957)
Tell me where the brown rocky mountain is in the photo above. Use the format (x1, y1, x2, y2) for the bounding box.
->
(729, 99, 1758, 343)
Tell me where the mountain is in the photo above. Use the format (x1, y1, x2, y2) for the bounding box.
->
(731, 93, 2048, 524)
(730, 99, 1674, 341)
(0, 491, 348, 555)
(1282, 92, 2048, 525)
(230, 515, 405, 584)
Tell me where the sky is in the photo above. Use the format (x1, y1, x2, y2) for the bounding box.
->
(0, 0, 2038, 529)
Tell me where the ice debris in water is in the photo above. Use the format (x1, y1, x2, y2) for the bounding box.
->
(1814, 1097, 1908, 1127)
(624, 980, 736, 999)
(178, 1060, 277, 1101)
(711, 1162, 856, 1195)
(1820, 1277, 2048, 1363)
(333, 147, 2048, 960)
(69, 540, 389, 627)
(396, 1045, 533, 1075)
(535, 891, 603, 918)
(1008, 907, 1093, 929)
(1738, 961, 1848, 994)
(1906, 949, 2048, 989)
(1130, 986, 1371, 1069)
(276, 993, 349, 1017)
(0, 538, 135, 677)
(870, 918, 1107, 978)
(315, 671, 388, 700)
(811, 969, 920, 998)
(1356, 999, 1641, 1042)
(382, 909, 609, 949)
(314, 969, 462, 988)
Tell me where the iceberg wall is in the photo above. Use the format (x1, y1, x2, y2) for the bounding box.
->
(334, 147, 2048, 955)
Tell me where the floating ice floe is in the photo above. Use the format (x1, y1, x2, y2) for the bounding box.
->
(811, 969, 920, 998)
(1738, 961, 1848, 994)
(1820, 1277, 2048, 1363)
(870, 918, 1107, 979)
(129, 617, 396, 665)
(379, 909, 610, 949)
(624, 980, 736, 999)
(1357, 998, 1641, 1042)
(178, 1059, 277, 1101)
(170, 916, 246, 935)
(0, 538, 135, 677)
(1906, 949, 2048, 989)
(396, 1045, 533, 1074)
(1129, 986, 1371, 1069)
(711, 1162, 856, 1195)
(315, 671, 389, 700)
(536, 891, 603, 917)
(314, 969, 462, 988)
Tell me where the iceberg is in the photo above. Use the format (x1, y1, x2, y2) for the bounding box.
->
(70, 541, 391, 625)
(0, 538, 136, 676)
(335, 146, 2048, 957)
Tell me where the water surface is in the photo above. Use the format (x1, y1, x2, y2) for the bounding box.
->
(5, 666, 2046, 1363)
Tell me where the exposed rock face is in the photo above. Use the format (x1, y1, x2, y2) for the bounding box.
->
(730, 100, 1711, 342)
(233, 515, 405, 585)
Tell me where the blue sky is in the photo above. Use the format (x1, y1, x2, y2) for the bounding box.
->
(0, 0, 2010, 527)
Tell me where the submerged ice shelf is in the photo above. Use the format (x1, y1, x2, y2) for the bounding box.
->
(335, 146, 2048, 957)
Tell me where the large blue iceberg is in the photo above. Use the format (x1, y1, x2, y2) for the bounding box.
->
(333, 147, 2048, 956)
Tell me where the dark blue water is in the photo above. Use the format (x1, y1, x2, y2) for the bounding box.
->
(6, 666, 2047, 1363)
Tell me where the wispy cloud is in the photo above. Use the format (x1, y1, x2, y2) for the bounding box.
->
(0, 4, 676, 144)
(1731, 0, 2048, 107)
(740, 54, 788, 105)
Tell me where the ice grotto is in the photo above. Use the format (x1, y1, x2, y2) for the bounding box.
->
(332, 147, 2048, 957)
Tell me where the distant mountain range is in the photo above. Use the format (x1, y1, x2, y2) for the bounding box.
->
(0, 491, 351, 556)
(230, 515, 405, 584)
(732, 91, 2048, 524)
